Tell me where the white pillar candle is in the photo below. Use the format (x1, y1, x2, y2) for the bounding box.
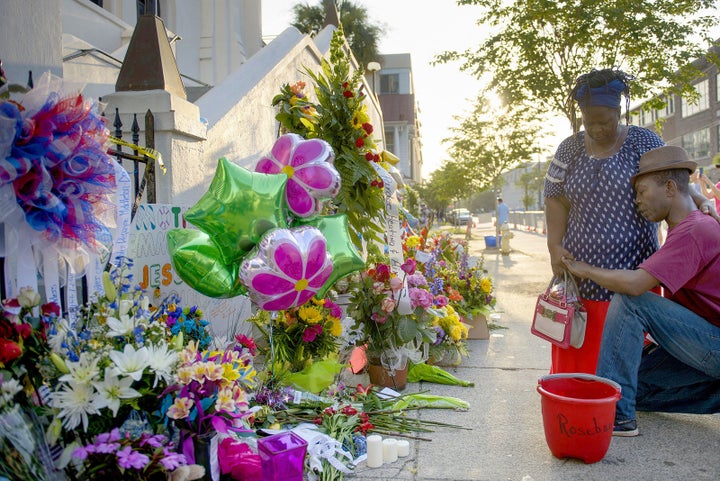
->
(397, 439, 410, 457)
(382, 438, 398, 463)
(366, 434, 383, 468)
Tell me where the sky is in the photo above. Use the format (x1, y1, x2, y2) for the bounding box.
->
(260, 0, 570, 179)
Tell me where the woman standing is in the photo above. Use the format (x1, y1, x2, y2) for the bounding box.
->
(543, 69, 663, 374)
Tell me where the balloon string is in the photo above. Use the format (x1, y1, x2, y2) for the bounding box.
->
(269, 311, 277, 379)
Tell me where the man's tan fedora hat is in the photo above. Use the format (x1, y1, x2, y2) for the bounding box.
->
(630, 145, 697, 184)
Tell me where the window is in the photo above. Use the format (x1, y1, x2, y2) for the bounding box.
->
(380, 74, 399, 94)
(137, 0, 160, 17)
(682, 128, 710, 160)
(384, 127, 395, 153)
(664, 95, 674, 117)
(681, 79, 709, 117)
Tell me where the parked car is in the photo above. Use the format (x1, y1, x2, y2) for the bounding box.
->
(451, 208, 472, 226)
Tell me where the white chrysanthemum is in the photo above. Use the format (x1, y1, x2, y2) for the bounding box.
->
(146, 342, 178, 387)
(109, 344, 150, 381)
(52, 381, 101, 431)
(105, 314, 136, 338)
(59, 352, 101, 385)
(0, 378, 22, 407)
(48, 317, 73, 353)
(92, 368, 141, 417)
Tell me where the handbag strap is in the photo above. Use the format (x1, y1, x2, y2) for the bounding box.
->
(545, 269, 581, 304)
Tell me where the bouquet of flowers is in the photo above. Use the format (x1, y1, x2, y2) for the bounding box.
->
(71, 428, 191, 481)
(272, 25, 385, 249)
(159, 337, 257, 462)
(250, 297, 344, 373)
(348, 259, 438, 369)
(427, 304, 469, 365)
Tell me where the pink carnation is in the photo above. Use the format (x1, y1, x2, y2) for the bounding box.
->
(409, 287, 433, 309)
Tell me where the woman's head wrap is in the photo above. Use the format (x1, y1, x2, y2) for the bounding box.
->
(568, 68, 634, 133)
(573, 78, 627, 109)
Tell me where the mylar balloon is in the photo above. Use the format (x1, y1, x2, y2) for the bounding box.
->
(167, 229, 246, 298)
(183, 158, 288, 264)
(255, 133, 340, 218)
(239, 226, 333, 311)
(296, 214, 365, 297)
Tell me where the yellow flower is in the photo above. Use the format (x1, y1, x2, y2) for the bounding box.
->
(222, 362, 241, 383)
(480, 278, 492, 293)
(405, 235, 421, 248)
(351, 104, 370, 129)
(298, 305, 324, 324)
(328, 316, 342, 336)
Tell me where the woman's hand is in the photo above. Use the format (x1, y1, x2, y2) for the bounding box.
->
(549, 244, 573, 277)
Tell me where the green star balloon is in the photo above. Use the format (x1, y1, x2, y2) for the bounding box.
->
(167, 228, 246, 298)
(296, 213, 365, 297)
(183, 157, 289, 265)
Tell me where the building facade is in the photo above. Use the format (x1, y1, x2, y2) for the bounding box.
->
(374, 53, 424, 185)
(630, 43, 720, 178)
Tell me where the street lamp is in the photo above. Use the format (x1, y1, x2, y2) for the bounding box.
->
(367, 61, 381, 97)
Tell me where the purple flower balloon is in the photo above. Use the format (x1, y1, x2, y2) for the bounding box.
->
(255, 133, 340, 218)
(239, 226, 333, 311)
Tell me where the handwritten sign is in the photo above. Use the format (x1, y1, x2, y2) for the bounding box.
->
(127, 204, 253, 338)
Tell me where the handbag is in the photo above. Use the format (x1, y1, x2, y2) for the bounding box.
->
(530, 270, 587, 349)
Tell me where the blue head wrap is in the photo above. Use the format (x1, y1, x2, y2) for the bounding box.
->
(573, 78, 626, 109)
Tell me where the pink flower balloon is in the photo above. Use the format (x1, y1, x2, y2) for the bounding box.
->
(239, 226, 333, 311)
(255, 133, 340, 218)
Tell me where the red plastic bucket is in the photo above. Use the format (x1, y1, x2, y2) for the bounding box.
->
(537, 373, 621, 464)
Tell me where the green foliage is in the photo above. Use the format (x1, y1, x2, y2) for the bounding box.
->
(436, 0, 720, 127)
(291, 0, 385, 71)
(272, 27, 386, 249)
(440, 92, 545, 193)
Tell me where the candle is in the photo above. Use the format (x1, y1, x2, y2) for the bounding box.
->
(382, 438, 398, 463)
(366, 434, 383, 468)
(397, 440, 410, 457)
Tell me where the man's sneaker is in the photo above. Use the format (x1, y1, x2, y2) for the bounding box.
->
(613, 419, 639, 437)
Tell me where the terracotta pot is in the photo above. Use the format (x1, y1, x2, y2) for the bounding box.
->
(367, 361, 408, 390)
(466, 313, 490, 340)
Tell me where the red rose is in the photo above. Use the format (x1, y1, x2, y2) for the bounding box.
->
(343, 90, 354, 98)
(365, 151, 375, 161)
(0, 339, 22, 364)
(15, 322, 32, 339)
(355, 137, 365, 148)
(41, 302, 61, 317)
(362, 123, 373, 134)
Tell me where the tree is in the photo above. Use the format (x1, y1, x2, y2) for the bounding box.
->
(441, 91, 546, 195)
(435, 0, 720, 127)
(291, 0, 384, 71)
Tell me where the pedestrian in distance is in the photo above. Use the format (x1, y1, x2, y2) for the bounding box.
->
(562, 145, 720, 437)
(543, 68, 716, 375)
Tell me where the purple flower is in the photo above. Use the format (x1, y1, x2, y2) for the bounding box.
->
(434, 295, 449, 307)
(160, 450, 186, 470)
(116, 446, 150, 470)
(324, 299, 342, 318)
(302, 324, 323, 342)
(409, 287, 433, 309)
(407, 273, 428, 287)
(433, 326, 445, 346)
(95, 442, 122, 454)
(401, 258, 417, 275)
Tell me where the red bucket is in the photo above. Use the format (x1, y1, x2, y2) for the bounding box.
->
(537, 373, 621, 464)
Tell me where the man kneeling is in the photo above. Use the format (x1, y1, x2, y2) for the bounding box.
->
(562, 145, 720, 437)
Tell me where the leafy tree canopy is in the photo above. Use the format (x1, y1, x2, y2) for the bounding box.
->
(435, 0, 720, 126)
(291, 0, 385, 71)
(441, 91, 546, 194)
